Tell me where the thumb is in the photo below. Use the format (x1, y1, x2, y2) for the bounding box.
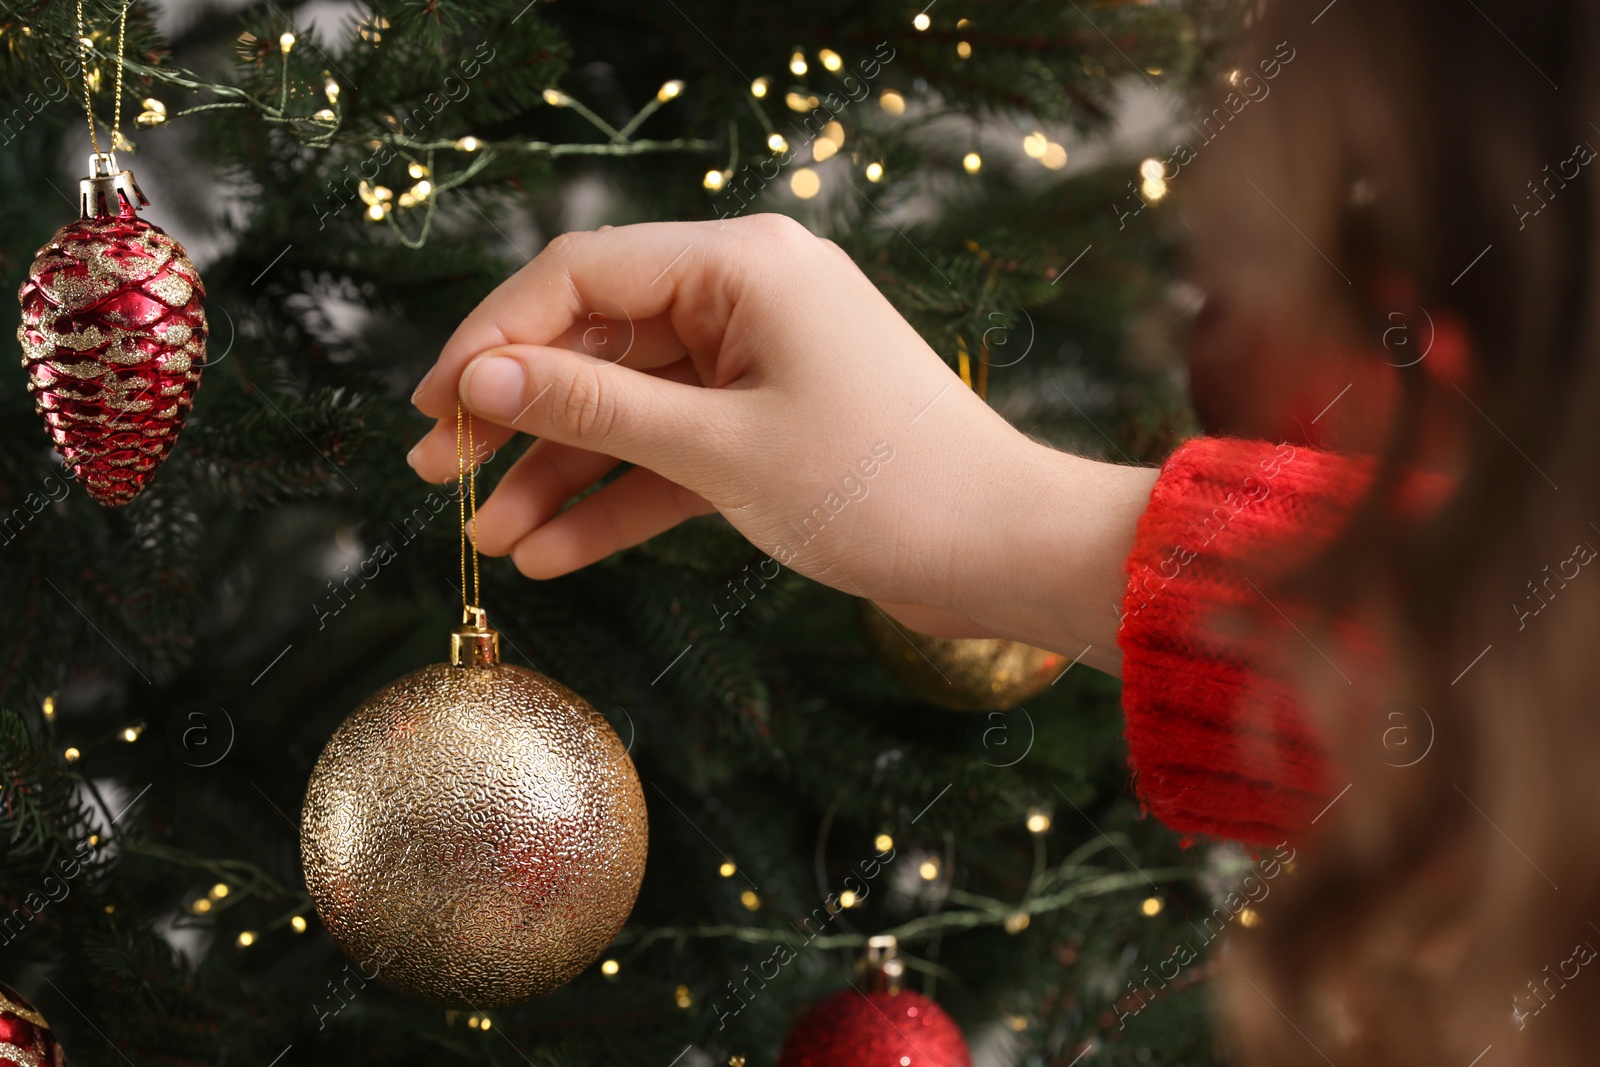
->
(459, 344, 741, 488)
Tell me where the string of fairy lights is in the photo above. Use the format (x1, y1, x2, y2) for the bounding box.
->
(603, 810, 1191, 964)
(708, 18, 1092, 204)
(19, 7, 1172, 245)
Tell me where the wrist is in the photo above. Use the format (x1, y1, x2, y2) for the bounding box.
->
(949, 436, 1157, 675)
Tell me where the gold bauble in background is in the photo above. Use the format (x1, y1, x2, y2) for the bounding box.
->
(300, 610, 648, 1007)
(860, 601, 1067, 712)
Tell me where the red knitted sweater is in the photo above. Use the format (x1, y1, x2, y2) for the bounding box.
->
(1116, 436, 1386, 845)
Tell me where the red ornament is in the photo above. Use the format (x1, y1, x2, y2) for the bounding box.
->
(0, 981, 67, 1067)
(16, 155, 207, 507)
(777, 988, 971, 1067)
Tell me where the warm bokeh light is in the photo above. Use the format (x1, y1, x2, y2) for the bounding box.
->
(790, 167, 822, 199)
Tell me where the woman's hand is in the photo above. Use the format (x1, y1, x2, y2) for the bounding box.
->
(408, 215, 1154, 672)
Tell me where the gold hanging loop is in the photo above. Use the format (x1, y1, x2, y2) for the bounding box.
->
(75, 0, 131, 160)
(450, 402, 495, 666)
(455, 400, 482, 618)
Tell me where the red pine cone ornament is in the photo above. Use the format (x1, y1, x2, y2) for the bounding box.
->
(16, 155, 206, 506)
(778, 937, 970, 1067)
(0, 981, 66, 1067)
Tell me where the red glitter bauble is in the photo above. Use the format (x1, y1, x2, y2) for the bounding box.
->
(777, 989, 971, 1067)
(16, 163, 206, 507)
(0, 981, 67, 1067)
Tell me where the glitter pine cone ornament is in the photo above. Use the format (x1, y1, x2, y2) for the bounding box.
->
(300, 608, 649, 1007)
(17, 154, 207, 506)
(778, 936, 971, 1067)
(860, 602, 1067, 712)
(0, 981, 67, 1067)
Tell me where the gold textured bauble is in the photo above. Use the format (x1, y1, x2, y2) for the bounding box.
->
(300, 610, 648, 1007)
(860, 601, 1067, 712)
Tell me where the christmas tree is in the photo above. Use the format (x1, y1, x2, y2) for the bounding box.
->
(0, 0, 1258, 1063)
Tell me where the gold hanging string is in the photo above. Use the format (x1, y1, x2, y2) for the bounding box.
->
(955, 334, 973, 390)
(455, 400, 481, 617)
(75, 0, 131, 156)
(954, 334, 991, 401)
(468, 408, 480, 607)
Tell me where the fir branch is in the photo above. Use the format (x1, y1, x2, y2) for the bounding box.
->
(119, 840, 309, 906)
(0, 709, 96, 868)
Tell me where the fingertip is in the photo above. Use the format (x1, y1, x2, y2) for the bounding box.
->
(511, 544, 561, 582)
(409, 365, 436, 407)
(407, 414, 521, 485)
(460, 354, 530, 422)
(464, 504, 520, 558)
(405, 426, 457, 483)
(510, 526, 570, 582)
(413, 367, 462, 420)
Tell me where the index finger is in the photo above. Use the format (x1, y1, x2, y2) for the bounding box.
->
(411, 217, 777, 420)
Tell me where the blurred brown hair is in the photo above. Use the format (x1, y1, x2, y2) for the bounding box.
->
(1182, 0, 1600, 1061)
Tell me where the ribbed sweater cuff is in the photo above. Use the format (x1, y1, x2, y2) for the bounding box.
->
(1116, 437, 1373, 845)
